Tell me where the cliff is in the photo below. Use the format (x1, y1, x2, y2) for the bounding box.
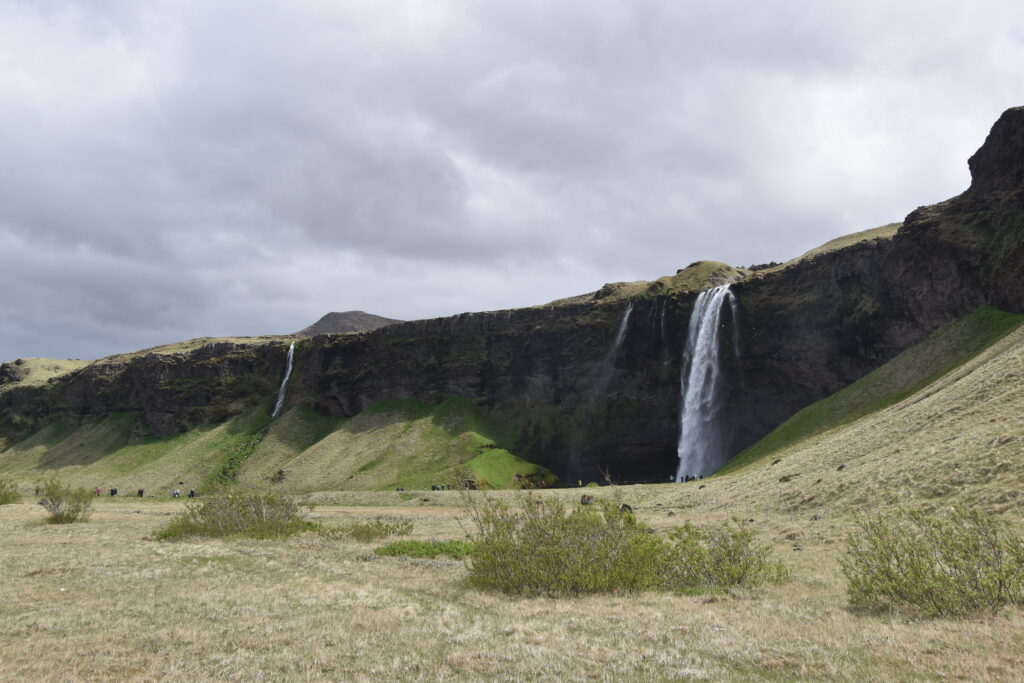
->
(3, 108, 1023, 483)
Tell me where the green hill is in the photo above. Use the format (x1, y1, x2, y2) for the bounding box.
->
(720, 306, 1024, 475)
(0, 396, 554, 494)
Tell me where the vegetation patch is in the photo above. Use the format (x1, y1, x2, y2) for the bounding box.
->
(338, 516, 414, 542)
(842, 506, 1024, 617)
(722, 306, 1024, 473)
(375, 539, 475, 559)
(37, 475, 94, 524)
(154, 488, 314, 540)
(465, 496, 787, 596)
(0, 479, 21, 505)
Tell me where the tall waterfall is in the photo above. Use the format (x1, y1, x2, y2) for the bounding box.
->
(675, 285, 739, 481)
(271, 342, 295, 419)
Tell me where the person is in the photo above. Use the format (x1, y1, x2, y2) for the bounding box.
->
(172, 488, 180, 498)
(188, 489, 196, 498)
(137, 488, 144, 498)
(96, 487, 101, 496)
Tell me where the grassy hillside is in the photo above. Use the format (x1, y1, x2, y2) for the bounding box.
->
(720, 306, 1024, 475)
(0, 396, 554, 494)
(0, 358, 91, 393)
(239, 397, 555, 492)
(0, 403, 274, 494)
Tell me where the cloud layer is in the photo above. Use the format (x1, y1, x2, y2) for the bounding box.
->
(1, 1, 1021, 360)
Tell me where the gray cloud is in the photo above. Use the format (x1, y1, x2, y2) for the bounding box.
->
(0, 0, 1022, 360)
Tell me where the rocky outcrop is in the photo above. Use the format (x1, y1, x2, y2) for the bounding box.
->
(3, 108, 1023, 484)
(0, 342, 288, 438)
(968, 106, 1024, 196)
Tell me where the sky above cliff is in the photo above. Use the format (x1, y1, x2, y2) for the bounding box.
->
(1, 1, 1022, 361)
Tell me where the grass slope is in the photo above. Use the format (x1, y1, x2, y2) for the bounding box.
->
(0, 403, 273, 495)
(0, 358, 91, 393)
(721, 306, 1024, 475)
(0, 396, 555, 495)
(239, 397, 555, 492)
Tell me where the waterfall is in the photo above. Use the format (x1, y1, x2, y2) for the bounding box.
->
(566, 301, 634, 483)
(610, 301, 633, 361)
(674, 285, 738, 481)
(271, 342, 295, 419)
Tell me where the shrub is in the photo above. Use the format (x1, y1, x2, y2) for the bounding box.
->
(466, 496, 669, 596)
(664, 520, 790, 592)
(343, 516, 415, 542)
(37, 476, 94, 524)
(155, 487, 314, 540)
(841, 506, 1024, 617)
(0, 479, 21, 505)
(465, 495, 788, 597)
(375, 539, 475, 559)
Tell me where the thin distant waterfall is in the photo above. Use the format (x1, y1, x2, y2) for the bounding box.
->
(610, 301, 633, 362)
(675, 285, 739, 481)
(271, 342, 295, 419)
(566, 301, 634, 482)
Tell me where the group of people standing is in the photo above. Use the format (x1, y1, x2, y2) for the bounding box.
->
(93, 485, 197, 498)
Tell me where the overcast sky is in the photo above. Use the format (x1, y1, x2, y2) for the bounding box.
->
(1, 1, 1021, 361)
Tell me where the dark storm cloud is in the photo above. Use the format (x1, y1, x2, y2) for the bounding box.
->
(0, 0, 1022, 360)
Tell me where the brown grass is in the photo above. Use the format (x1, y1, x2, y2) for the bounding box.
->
(1, 495, 1022, 680)
(0, 358, 91, 393)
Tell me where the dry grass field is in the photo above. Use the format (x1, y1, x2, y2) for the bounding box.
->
(1, 490, 1022, 681)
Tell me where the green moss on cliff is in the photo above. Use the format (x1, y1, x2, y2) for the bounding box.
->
(234, 396, 554, 492)
(720, 306, 1024, 475)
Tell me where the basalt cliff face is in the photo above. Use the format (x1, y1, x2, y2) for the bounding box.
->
(3, 108, 1023, 482)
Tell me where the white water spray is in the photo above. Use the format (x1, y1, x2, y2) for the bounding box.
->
(610, 301, 633, 359)
(675, 285, 738, 481)
(271, 342, 295, 419)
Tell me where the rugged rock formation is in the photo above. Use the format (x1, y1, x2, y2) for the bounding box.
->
(3, 108, 1023, 483)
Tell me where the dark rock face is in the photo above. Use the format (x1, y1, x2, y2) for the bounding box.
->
(4, 107, 1024, 483)
(0, 343, 286, 438)
(968, 107, 1024, 196)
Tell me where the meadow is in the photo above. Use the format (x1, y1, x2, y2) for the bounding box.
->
(1, 486, 1022, 681)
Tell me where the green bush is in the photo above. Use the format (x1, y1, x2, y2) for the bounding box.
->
(38, 476, 94, 524)
(155, 488, 314, 540)
(465, 496, 788, 597)
(375, 539, 475, 559)
(664, 520, 790, 592)
(343, 516, 415, 542)
(466, 497, 668, 596)
(0, 479, 21, 505)
(841, 506, 1024, 617)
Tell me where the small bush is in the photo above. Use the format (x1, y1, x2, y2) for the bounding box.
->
(155, 488, 313, 540)
(0, 479, 21, 505)
(841, 506, 1024, 617)
(664, 520, 790, 592)
(465, 496, 787, 596)
(37, 476, 94, 524)
(343, 516, 415, 542)
(467, 497, 670, 596)
(375, 539, 475, 559)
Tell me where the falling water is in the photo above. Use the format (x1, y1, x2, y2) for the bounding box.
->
(674, 285, 738, 481)
(271, 342, 295, 419)
(566, 301, 634, 483)
(610, 301, 634, 361)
